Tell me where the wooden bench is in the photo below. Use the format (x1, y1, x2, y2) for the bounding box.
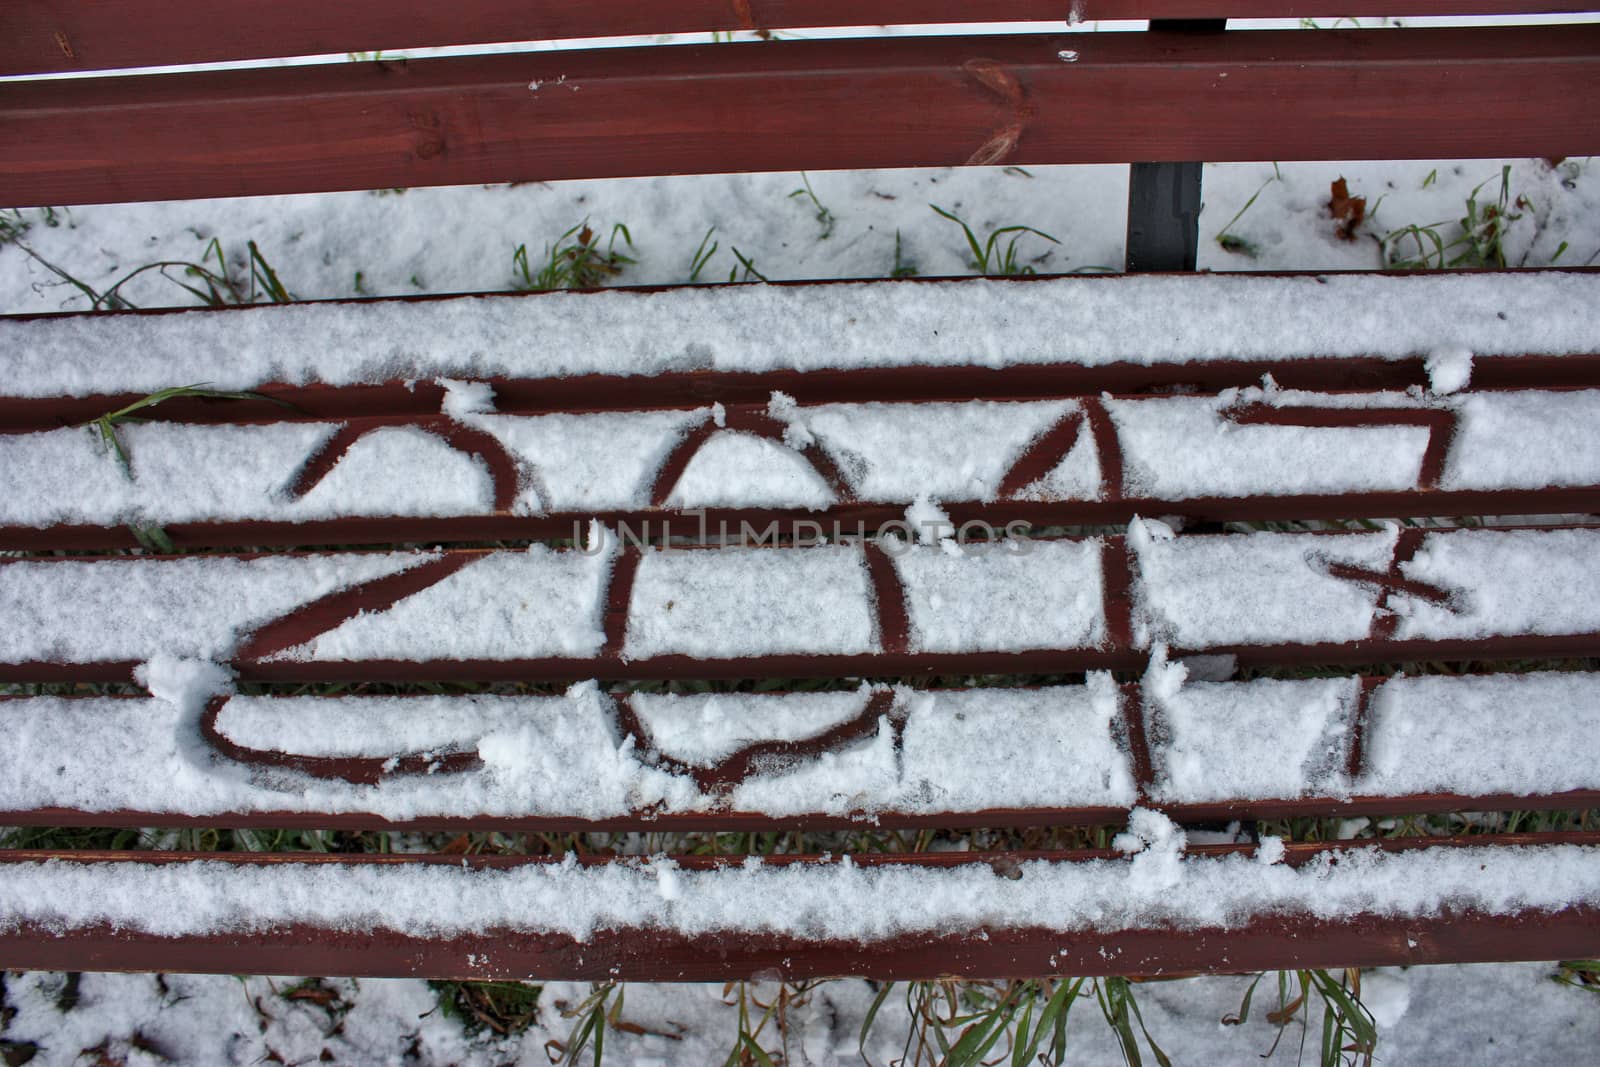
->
(2, 1, 1599, 985)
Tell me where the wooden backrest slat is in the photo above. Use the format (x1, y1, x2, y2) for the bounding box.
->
(5, 27, 1600, 207)
(7, 0, 1598, 76)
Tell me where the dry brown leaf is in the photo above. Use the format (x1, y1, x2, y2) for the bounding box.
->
(1329, 177, 1366, 241)
(285, 985, 341, 1007)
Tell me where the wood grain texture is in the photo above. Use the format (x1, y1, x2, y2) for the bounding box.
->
(4, 28, 1599, 205)
(8, 789, 1600, 834)
(7, 0, 1598, 75)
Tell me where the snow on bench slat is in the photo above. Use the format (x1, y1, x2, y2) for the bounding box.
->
(1132, 525, 1600, 649)
(2, 273, 1596, 398)
(3, 389, 1598, 530)
(2, 527, 1597, 670)
(1362, 673, 1600, 798)
(3, 837, 1598, 941)
(1149, 671, 1600, 805)
(0, 552, 425, 666)
(0, 682, 1134, 822)
(4, 671, 1595, 824)
(1149, 677, 1357, 805)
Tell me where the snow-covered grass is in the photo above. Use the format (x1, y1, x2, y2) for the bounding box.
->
(2, 962, 1596, 1066)
(1, 156, 1593, 316)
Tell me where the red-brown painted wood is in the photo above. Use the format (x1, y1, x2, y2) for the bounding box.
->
(5, 28, 1600, 206)
(0, 837, 1594, 979)
(2, 623, 1594, 685)
(7, 1, 1598, 76)
(5, 907, 1593, 980)
(6, 788, 1600, 834)
(4, 271, 1598, 429)
(5, 907, 1594, 980)
(4, 485, 1596, 553)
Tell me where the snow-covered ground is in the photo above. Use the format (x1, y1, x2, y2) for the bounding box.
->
(3, 963, 1596, 1066)
(2, 156, 1593, 315)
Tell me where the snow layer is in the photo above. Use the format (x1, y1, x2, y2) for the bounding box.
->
(666, 432, 836, 509)
(0, 552, 425, 665)
(2, 272, 1597, 399)
(6, 670, 1594, 820)
(1444, 389, 1600, 490)
(1426, 345, 1473, 395)
(804, 399, 1078, 502)
(1115, 387, 1600, 501)
(1112, 395, 1424, 499)
(1146, 670, 1600, 804)
(4, 389, 1596, 529)
(894, 538, 1105, 653)
(1134, 526, 1600, 650)
(1392, 527, 1600, 641)
(289, 547, 610, 663)
(2, 961, 1596, 1067)
(1148, 677, 1358, 804)
(4, 527, 1596, 667)
(0, 683, 1135, 821)
(1361, 672, 1600, 797)
(1201, 156, 1595, 276)
(3, 840, 1598, 941)
(1133, 527, 1395, 648)
(622, 545, 875, 659)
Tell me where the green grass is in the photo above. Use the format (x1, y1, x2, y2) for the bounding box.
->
(728, 246, 769, 282)
(930, 204, 1060, 276)
(847, 974, 1373, 1067)
(1224, 969, 1376, 1067)
(891, 229, 919, 278)
(689, 226, 722, 282)
(1553, 959, 1600, 994)
(82, 384, 280, 480)
(1213, 163, 1283, 259)
(789, 172, 837, 239)
(12, 234, 293, 310)
(1380, 165, 1532, 270)
(428, 980, 543, 1036)
(513, 222, 636, 291)
(681, 227, 773, 284)
(0, 209, 31, 247)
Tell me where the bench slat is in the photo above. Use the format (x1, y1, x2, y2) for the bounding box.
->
(2, 526, 1596, 682)
(1, 836, 1596, 979)
(3, 387, 1597, 549)
(7, 353, 1600, 424)
(3, 672, 1597, 829)
(6, 27, 1600, 206)
(7, 1, 1596, 76)
(5, 274, 1596, 402)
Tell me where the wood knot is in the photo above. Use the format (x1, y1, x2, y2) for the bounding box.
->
(961, 59, 1032, 166)
(409, 113, 447, 161)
